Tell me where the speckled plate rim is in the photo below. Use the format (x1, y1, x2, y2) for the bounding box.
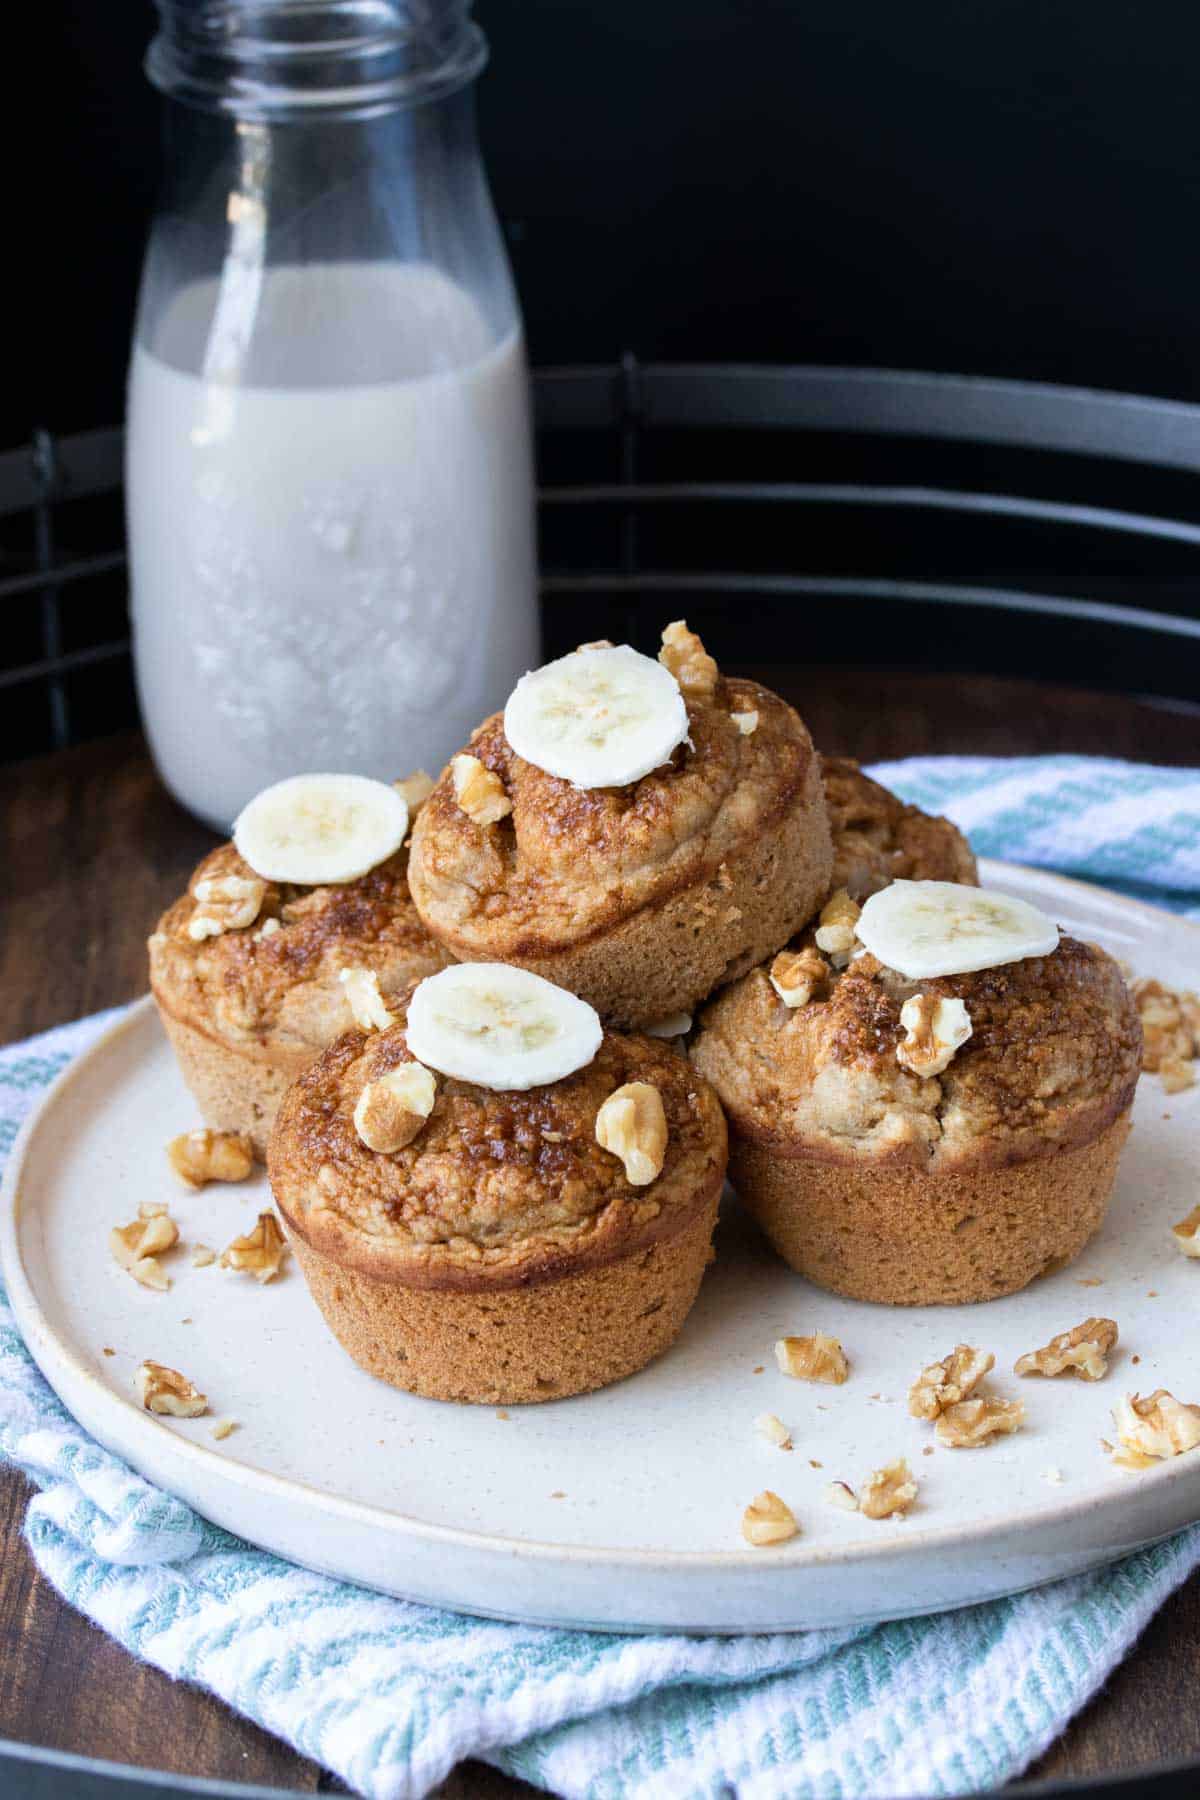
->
(3, 862, 1200, 1633)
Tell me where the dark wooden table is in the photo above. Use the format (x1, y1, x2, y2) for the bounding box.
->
(3, 668, 1200, 1798)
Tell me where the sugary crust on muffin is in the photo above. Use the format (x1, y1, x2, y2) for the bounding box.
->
(407, 677, 824, 961)
(822, 756, 978, 900)
(149, 843, 451, 1061)
(269, 1011, 728, 1293)
(691, 935, 1141, 1173)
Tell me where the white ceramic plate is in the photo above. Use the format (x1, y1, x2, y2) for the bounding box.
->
(4, 862, 1199, 1634)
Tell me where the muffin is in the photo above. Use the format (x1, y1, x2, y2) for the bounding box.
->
(691, 884, 1141, 1305)
(407, 624, 833, 1029)
(268, 965, 728, 1403)
(150, 774, 451, 1155)
(822, 756, 977, 900)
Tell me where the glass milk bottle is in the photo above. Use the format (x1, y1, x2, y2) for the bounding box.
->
(127, 1, 538, 829)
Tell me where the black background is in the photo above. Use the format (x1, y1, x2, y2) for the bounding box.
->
(11, 1, 1200, 437)
(5, 2, 1200, 760)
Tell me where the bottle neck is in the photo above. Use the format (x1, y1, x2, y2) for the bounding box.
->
(146, 0, 487, 121)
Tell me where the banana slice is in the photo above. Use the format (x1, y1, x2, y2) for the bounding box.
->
(233, 774, 409, 886)
(855, 880, 1059, 980)
(503, 644, 689, 788)
(405, 963, 602, 1091)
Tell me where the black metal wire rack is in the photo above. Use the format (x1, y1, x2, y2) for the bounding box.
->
(4, 360, 1200, 764)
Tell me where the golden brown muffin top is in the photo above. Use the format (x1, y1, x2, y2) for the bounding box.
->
(407, 676, 820, 957)
(148, 842, 451, 1056)
(823, 756, 978, 900)
(269, 1003, 728, 1290)
(691, 934, 1141, 1172)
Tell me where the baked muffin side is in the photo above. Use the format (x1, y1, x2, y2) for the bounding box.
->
(408, 666, 832, 1027)
(691, 935, 1141, 1304)
(269, 1011, 728, 1402)
(822, 756, 978, 900)
(150, 842, 451, 1151)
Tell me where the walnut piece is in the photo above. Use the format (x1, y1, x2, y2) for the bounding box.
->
(220, 1211, 289, 1284)
(814, 888, 861, 959)
(135, 1360, 207, 1417)
(191, 1244, 216, 1269)
(769, 944, 828, 1009)
(167, 1127, 256, 1189)
(595, 1081, 668, 1186)
(730, 709, 759, 736)
(896, 994, 973, 1079)
(354, 1062, 437, 1153)
(451, 753, 512, 826)
(755, 1412, 793, 1450)
(775, 1333, 849, 1385)
(934, 1397, 1025, 1448)
(659, 619, 718, 700)
(859, 1457, 918, 1520)
(1171, 1204, 1200, 1259)
(741, 1489, 799, 1546)
(1111, 1389, 1200, 1468)
(1132, 977, 1199, 1086)
(187, 873, 266, 941)
(394, 769, 435, 817)
(1015, 1317, 1118, 1382)
(338, 965, 394, 1033)
(210, 1418, 239, 1441)
(110, 1204, 180, 1290)
(908, 1344, 994, 1419)
(824, 1480, 859, 1512)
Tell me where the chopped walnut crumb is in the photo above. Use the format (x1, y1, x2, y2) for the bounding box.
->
(354, 1062, 437, 1153)
(741, 1489, 799, 1546)
(659, 619, 718, 700)
(1015, 1317, 1118, 1382)
(755, 1412, 793, 1450)
(191, 1244, 216, 1269)
(338, 965, 394, 1033)
(859, 1458, 918, 1520)
(1171, 1205, 1200, 1258)
(908, 1345, 994, 1420)
(220, 1211, 289, 1284)
(1111, 1389, 1200, 1468)
(825, 1480, 859, 1512)
(135, 1360, 207, 1417)
(167, 1128, 255, 1189)
(896, 993, 973, 1079)
(935, 1397, 1025, 1448)
(769, 944, 828, 1008)
(1043, 1466, 1065, 1486)
(1132, 977, 1199, 1087)
(210, 1418, 238, 1441)
(110, 1206, 179, 1290)
(452, 752, 512, 826)
(254, 916, 281, 942)
(394, 769, 435, 817)
(814, 889, 861, 960)
(730, 709, 759, 736)
(187, 872, 266, 941)
(595, 1081, 668, 1186)
(775, 1333, 849, 1385)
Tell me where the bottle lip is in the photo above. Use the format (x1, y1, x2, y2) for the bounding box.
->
(146, 0, 488, 120)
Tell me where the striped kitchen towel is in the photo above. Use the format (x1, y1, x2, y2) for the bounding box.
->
(2, 754, 1199, 1800)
